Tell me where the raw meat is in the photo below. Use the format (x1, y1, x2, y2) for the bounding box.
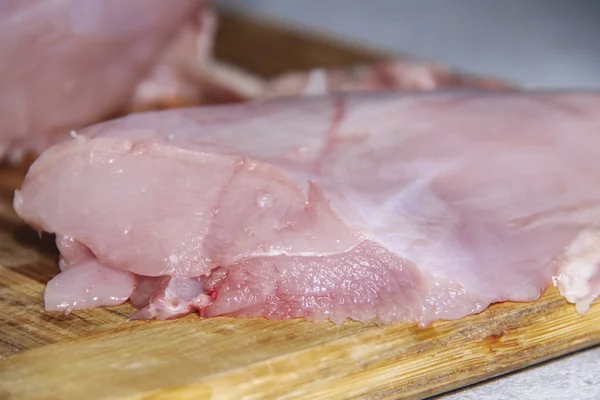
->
(261, 59, 510, 98)
(129, 55, 510, 112)
(0, 1, 508, 163)
(14, 90, 600, 325)
(45, 259, 135, 312)
(0, 0, 203, 161)
(126, 7, 265, 113)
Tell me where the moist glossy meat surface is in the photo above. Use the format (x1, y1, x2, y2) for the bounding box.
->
(14, 91, 600, 325)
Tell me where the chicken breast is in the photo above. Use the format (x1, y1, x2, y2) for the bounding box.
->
(14, 90, 600, 325)
(0, 0, 202, 160)
(0, 1, 509, 163)
(126, 6, 265, 113)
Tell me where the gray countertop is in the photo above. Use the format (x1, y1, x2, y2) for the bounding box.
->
(438, 347, 600, 400)
(219, 0, 600, 88)
(217, 1, 600, 398)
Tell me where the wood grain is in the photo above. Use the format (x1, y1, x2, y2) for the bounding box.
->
(214, 10, 387, 77)
(1, 10, 599, 400)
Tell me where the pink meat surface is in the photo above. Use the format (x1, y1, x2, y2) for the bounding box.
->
(126, 6, 265, 113)
(14, 90, 600, 325)
(0, 0, 202, 161)
(1, 2, 509, 163)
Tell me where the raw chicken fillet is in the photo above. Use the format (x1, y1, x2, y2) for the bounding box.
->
(0, 1, 507, 162)
(0, 0, 262, 161)
(14, 90, 600, 325)
(0, 0, 202, 160)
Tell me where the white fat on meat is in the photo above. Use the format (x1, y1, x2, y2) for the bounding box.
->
(556, 229, 600, 314)
(14, 90, 600, 325)
(129, 276, 211, 320)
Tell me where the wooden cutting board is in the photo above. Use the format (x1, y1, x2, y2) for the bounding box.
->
(1, 10, 599, 400)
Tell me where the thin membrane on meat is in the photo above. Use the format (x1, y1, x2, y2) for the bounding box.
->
(14, 91, 600, 325)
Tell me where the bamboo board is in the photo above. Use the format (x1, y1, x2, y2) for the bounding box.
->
(1, 10, 599, 400)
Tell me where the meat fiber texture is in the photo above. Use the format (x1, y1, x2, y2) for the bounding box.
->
(0, 0, 204, 161)
(14, 90, 600, 326)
